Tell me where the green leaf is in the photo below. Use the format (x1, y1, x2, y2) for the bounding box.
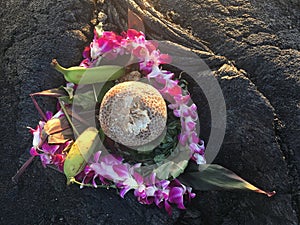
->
(58, 96, 73, 105)
(62, 86, 74, 99)
(135, 130, 166, 153)
(154, 161, 173, 179)
(167, 120, 180, 130)
(178, 164, 276, 197)
(73, 90, 96, 110)
(98, 128, 105, 142)
(154, 159, 189, 180)
(96, 81, 114, 103)
(170, 160, 189, 178)
(153, 154, 166, 164)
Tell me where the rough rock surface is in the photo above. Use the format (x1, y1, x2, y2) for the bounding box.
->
(1, 0, 299, 225)
(0, 1, 177, 224)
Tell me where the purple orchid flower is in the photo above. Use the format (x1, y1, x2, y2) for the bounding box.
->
(28, 110, 69, 171)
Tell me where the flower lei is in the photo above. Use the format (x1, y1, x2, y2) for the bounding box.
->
(25, 27, 275, 214)
(28, 28, 205, 214)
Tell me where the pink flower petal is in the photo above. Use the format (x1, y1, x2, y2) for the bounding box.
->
(127, 29, 142, 40)
(132, 46, 148, 59)
(186, 121, 196, 130)
(30, 147, 39, 156)
(190, 132, 200, 144)
(119, 186, 131, 198)
(145, 41, 158, 53)
(159, 54, 172, 64)
(159, 180, 170, 189)
(113, 164, 129, 179)
(42, 142, 59, 154)
(82, 46, 91, 59)
(45, 111, 53, 121)
(93, 151, 101, 162)
(168, 187, 185, 209)
(133, 172, 144, 184)
(102, 154, 122, 165)
(173, 109, 181, 117)
(178, 133, 188, 146)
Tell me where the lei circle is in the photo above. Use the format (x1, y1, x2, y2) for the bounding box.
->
(29, 28, 206, 214)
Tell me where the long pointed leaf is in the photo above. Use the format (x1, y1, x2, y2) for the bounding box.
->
(178, 164, 275, 197)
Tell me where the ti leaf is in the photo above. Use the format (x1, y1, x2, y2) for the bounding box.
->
(178, 164, 275, 197)
(154, 160, 189, 180)
(96, 81, 115, 103)
(73, 90, 96, 110)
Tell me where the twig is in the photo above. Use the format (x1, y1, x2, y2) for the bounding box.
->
(12, 156, 35, 184)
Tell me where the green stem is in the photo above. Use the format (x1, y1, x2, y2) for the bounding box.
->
(51, 59, 67, 74)
(58, 98, 80, 137)
(69, 177, 116, 189)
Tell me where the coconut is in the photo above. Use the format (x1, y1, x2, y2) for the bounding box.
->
(99, 81, 167, 147)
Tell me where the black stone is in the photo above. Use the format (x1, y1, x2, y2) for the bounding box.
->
(1, 0, 299, 224)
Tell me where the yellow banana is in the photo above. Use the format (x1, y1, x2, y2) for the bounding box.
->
(63, 127, 100, 184)
(51, 59, 125, 84)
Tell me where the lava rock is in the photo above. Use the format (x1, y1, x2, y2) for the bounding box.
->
(1, 0, 299, 225)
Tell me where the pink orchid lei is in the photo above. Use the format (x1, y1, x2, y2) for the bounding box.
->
(28, 28, 207, 214)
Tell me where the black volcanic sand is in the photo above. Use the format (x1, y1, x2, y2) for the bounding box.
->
(1, 0, 299, 224)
